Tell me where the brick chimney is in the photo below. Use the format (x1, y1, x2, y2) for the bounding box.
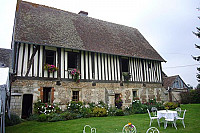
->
(78, 11, 88, 16)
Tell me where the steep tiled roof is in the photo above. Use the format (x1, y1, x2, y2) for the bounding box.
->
(163, 75, 178, 89)
(163, 75, 189, 90)
(14, 1, 165, 62)
(0, 48, 12, 68)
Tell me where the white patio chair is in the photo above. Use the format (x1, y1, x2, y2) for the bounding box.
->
(151, 107, 158, 117)
(175, 107, 182, 117)
(83, 125, 96, 133)
(164, 117, 177, 130)
(122, 123, 136, 133)
(177, 109, 186, 128)
(146, 127, 160, 133)
(147, 109, 160, 127)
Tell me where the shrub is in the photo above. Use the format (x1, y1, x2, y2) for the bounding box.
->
(96, 101, 108, 108)
(38, 114, 48, 122)
(67, 101, 83, 114)
(81, 107, 93, 118)
(5, 113, 21, 126)
(132, 100, 147, 114)
(34, 99, 45, 114)
(164, 102, 178, 109)
(60, 111, 80, 120)
(180, 89, 200, 104)
(190, 89, 200, 103)
(143, 98, 165, 111)
(107, 106, 118, 116)
(115, 109, 124, 116)
(123, 106, 134, 116)
(88, 102, 96, 109)
(34, 100, 61, 114)
(60, 112, 71, 120)
(48, 113, 63, 122)
(26, 114, 39, 121)
(93, 107, 107, 117)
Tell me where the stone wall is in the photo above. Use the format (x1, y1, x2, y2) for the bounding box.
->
(10, 95, 22, 116)
(170, 89, 187, 102)
(10, 79, 168, 117)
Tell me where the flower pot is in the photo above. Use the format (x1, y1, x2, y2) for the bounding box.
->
(76, 79, 80, 83)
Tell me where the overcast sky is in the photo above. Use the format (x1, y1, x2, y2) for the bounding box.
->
(0, 0, 199, 87)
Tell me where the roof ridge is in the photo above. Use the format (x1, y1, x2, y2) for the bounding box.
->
(21, 1, 70, 14)
(0, 48, 11, 50)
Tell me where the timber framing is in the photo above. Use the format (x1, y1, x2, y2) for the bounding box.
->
(25, 45, 39, 77)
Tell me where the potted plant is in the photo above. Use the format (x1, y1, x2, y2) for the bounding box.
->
(122, 72, 131, 81)
(44, 64, 58, 73)
(70, 69, 81, 83)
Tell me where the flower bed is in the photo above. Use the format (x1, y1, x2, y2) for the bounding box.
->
(32, 98, 165, 122)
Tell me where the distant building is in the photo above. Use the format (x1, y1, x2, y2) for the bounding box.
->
(163, 75, 188, 102)
(0, 48, 11, 133)
(0, 48, 12, 69)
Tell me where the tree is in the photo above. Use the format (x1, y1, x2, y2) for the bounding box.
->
(187, 84, 193, 90)
(197, 84, 200, 89)
(192, 8, 200, 82)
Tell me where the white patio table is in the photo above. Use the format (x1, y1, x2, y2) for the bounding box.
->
(157, 110, 178, 120)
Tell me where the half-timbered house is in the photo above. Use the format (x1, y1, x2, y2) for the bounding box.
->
(10, 1, 167, 118)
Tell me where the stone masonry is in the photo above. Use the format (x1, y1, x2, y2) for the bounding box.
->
(10, 79, 168, 117)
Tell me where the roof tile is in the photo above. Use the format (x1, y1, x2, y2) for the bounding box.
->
(15, 1, 165, 61)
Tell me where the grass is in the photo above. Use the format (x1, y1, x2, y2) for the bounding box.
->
(6, 104, 200, 133)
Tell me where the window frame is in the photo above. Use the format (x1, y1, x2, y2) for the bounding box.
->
(121, 57, 129, 72)
(72, 91, 79, 101)
(43, 87, 52, 103)
(45, 50, 56, 65)
(132, 90, 137, 98)
(68, 51, 78, 69)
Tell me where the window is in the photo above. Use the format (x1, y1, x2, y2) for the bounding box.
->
(43, 87, 51, 103)
(72, 91, 79, 101)
(45, 50, 55, 65)
(121, 58, 129, 72)
(68, 52, 78, 69)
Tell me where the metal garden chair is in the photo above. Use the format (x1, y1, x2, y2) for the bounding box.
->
(146, 127, 160, 133)
(151, 107, 158, 117)
(83, 125, 96, 133)
(176, 109, 186, 128)
(175, 107, 182, 117)
(147, 109, 160, 127)
(164, 117, 177, 130)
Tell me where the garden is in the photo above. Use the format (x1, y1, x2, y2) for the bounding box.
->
(5, 96, 200, 133)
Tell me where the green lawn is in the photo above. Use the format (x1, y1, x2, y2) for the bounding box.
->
(6, 104, 200, 133)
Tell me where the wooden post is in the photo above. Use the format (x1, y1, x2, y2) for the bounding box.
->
(25, 45, 39, 77)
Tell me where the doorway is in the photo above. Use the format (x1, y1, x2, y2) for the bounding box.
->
(22, 94, 33, 119)
(115, 94, 122, 109)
